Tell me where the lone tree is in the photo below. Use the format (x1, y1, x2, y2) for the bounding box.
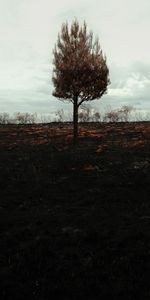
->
(52, 20, 110, 142)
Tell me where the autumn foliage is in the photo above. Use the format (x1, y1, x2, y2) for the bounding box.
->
(52, 20, 110, 142)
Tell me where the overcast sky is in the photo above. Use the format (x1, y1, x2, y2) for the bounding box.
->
(0, 0, 150, 116)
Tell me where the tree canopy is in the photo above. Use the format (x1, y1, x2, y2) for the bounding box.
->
(52, 20, 110, 142)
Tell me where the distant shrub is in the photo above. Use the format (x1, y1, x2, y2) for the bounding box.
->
(105, 111, 120, 122)
(13, 112, 37, 124)
(93, 112, 101, 122)
(0, 113, 10, 124)
(55, 109, 65, 122)
(78, 105, 101, 122)
(104, 105, 134, 122)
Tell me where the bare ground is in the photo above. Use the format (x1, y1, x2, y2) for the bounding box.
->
(0, 122, 150, 299)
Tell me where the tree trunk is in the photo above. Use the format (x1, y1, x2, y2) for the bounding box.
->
(73, 96, 78, 144)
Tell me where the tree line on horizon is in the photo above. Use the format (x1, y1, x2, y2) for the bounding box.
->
(0, 106, 150, 124)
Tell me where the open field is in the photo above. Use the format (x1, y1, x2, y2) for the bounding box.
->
(0, 122, 150, 299)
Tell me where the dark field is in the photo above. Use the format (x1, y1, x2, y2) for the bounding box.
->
(0, 122, 150, 299)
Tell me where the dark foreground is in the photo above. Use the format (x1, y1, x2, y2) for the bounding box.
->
(0, 122, 150, 299)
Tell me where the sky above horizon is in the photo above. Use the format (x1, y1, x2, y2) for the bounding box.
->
(0, 0, 150, 116)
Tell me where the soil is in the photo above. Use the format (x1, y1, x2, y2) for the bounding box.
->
(0, 122, 150, 299)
